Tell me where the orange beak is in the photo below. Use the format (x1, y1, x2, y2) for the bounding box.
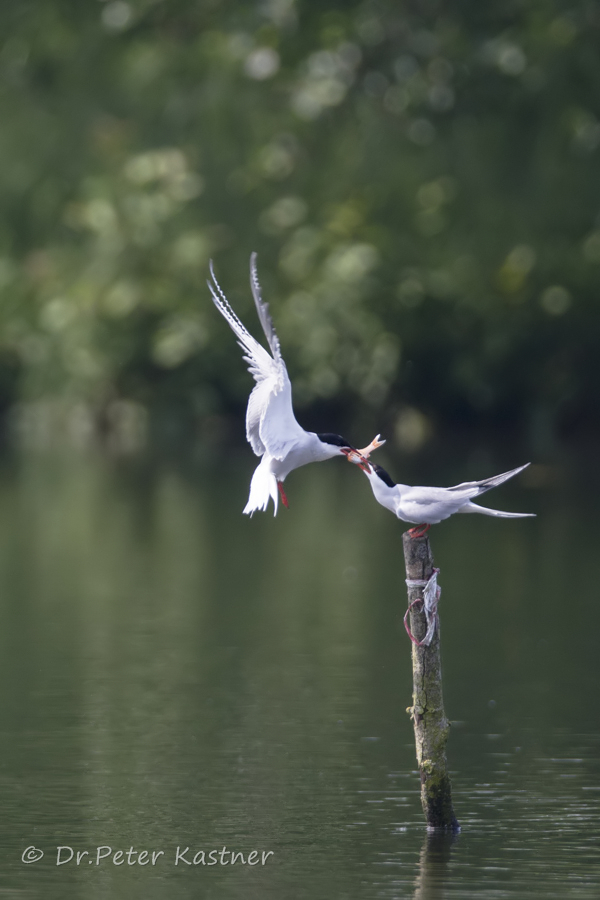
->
(343, 434, 385, 472)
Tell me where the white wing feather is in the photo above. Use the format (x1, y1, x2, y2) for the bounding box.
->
(445, 464, 530, 498)
(208, 259, 305, 459)
(249, 252, 281, 361)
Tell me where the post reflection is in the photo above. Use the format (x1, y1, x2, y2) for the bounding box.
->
(412, 831, 460, 900)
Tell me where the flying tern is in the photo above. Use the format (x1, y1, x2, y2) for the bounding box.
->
(208, 254, 385, 515)
(351, 459, 535, 536)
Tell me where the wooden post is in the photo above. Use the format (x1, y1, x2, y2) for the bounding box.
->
(402, 532, 459, 832)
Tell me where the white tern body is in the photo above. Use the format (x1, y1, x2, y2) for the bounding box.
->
(362, 462, 535, 527)
(209, 254, 366, 515)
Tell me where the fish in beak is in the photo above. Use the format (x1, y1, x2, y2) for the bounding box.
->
(344, 434, 386, 471)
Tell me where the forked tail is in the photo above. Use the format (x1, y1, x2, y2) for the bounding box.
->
(461, 502, 535, 518)
(243, 458, 279, 516)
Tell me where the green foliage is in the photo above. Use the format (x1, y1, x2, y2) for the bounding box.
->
(1, 0, 599, 442)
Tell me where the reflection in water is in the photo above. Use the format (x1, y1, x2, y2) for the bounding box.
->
(413, 833, 459, 900)
(0, 448, 598, 899)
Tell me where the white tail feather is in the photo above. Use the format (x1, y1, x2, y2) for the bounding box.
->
(461, 501, 535, 518)
(243, 458, 279, 516)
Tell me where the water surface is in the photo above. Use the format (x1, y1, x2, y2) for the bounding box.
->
(0, 448, 598, 899)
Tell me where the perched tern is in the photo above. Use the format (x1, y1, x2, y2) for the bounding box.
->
(208, 254, 385, 515)
(354, 460, 535, 536)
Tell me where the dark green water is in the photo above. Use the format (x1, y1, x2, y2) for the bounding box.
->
(0, 448, 598, 899)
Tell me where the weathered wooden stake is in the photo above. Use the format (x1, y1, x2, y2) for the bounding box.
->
(402, 532, 459, 832)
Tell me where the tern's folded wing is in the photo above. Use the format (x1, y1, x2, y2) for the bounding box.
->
(446, 463, 530, 497)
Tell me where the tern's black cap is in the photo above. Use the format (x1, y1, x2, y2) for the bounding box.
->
(371, 463, 396, 487)
(316, 433, 351, 448)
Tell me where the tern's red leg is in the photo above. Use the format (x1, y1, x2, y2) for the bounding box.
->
(408, 523, 430, 539)
(277, 481, 289, 509)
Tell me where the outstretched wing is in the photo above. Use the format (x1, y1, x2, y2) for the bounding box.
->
(249, 252, 282, 362)
(208, 259, 304, 459)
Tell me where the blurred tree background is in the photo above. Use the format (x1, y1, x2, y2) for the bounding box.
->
(1, 0, 599, 453)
